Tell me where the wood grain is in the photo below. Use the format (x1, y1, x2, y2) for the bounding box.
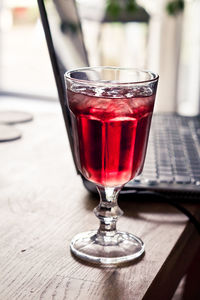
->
(0, 101, 199, 300)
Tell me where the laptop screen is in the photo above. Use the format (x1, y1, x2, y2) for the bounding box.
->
(43, 0, 88, 70)
(38, 0, 89, 172)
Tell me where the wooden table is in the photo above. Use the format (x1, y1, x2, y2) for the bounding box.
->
(0, 99, 200, 300)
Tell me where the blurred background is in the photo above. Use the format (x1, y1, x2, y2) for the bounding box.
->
(0, 0, 200, 115)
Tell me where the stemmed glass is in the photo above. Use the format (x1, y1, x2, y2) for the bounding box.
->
(64, 67, 158, 264)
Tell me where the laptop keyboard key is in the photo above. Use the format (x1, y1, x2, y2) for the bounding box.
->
(144, 178, 158, 185)
(133, 177, 141, 183)
(174, 175, 191, 184)
(159, 175, 173, 183)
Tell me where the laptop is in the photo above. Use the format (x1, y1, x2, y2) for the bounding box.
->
(37, 0, 200, 201)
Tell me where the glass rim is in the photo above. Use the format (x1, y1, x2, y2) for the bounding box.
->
(64, 66, 159, 86)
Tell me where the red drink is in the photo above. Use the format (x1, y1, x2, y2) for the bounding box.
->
(67, 87, 155, 187)
(65, 68, 158, 264)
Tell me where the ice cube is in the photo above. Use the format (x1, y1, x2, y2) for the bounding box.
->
(71, 84, 96, 96)
(138, 86, 153, 96)
(94, 87, 105, 97)
(128, 97, 143, 109)
(123, 86, 153, 98)
(94, 98, 110, 109)
(128, 95, 155, 115)
(70, 91, 86, 106)
(124, 89, 135, 98)
(107, 99, 132, 115)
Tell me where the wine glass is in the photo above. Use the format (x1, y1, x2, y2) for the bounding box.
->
(64, 67, 158, 265)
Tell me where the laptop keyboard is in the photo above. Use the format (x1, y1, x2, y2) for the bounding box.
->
(130, 114, 200, 188)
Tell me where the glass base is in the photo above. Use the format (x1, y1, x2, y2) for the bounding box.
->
(70, 230, 145, 265)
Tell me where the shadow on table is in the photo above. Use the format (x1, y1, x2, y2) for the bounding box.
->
(71, 250, 144, 298)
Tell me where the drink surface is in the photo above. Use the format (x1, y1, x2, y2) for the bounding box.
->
(67, 85, 155, 187)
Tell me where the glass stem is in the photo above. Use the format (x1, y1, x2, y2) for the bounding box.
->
(94, 186, 123, 236)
